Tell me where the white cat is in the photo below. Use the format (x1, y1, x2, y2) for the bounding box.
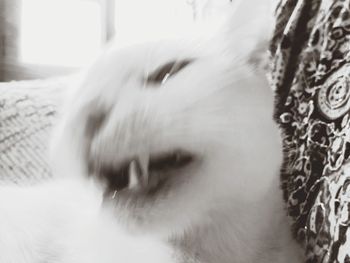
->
(0, 0, 303, 262)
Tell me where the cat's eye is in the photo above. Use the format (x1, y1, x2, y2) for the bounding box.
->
(146, 59, 193, 85)
(149, 150, 194, 171)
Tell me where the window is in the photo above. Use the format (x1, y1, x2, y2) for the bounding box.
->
(0, 0, 197, 81)
(20, 0, 102, 67)
(115, 0, 194, 45)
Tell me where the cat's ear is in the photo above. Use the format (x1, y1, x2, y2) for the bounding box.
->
(223, 0, 274, 65)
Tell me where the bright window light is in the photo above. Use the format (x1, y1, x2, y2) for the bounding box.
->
(20, 0, 102, 67)
(115, 0, 194, 45)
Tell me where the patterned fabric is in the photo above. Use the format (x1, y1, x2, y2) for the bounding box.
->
(270, 0, 350, 262)
(0, 77, 70, 185)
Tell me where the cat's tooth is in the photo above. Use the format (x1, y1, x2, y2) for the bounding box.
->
(127, 156, 149, 190)
(128, 160, 142, 190)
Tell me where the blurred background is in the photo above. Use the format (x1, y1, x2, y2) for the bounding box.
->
(0, 0, 233, 82)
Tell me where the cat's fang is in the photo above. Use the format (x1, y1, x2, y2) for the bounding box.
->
(127, 157, 149, 191)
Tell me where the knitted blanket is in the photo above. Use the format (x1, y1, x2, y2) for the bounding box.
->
(0, 77, 70, 185)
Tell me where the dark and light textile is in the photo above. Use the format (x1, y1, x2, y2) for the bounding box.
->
(0, 77, 69, 185)
(270, 0, 350, 262)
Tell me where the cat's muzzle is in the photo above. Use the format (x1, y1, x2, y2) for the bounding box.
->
(92, 150, 195, 198)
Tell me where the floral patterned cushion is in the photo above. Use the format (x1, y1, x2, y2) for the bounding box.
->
(271, 0, 350, 262)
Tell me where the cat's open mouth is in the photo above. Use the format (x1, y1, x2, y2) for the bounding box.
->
(97, 149, 195, 198)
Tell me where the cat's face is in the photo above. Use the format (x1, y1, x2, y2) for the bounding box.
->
(52, 36, 281, 237)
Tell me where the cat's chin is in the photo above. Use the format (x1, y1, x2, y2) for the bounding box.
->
(102, 201, 193, 239)
(101, 183, 203, 238)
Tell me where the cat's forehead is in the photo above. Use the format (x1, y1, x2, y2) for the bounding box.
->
(79, 38, 213, 109)
(108, 39, 203, 72)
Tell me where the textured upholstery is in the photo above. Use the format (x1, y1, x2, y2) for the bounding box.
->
(0, 77, 71, 185)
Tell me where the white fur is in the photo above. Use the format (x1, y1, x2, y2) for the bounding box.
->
(1, 0, 302, 262)
(0, 179, 175, 263)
